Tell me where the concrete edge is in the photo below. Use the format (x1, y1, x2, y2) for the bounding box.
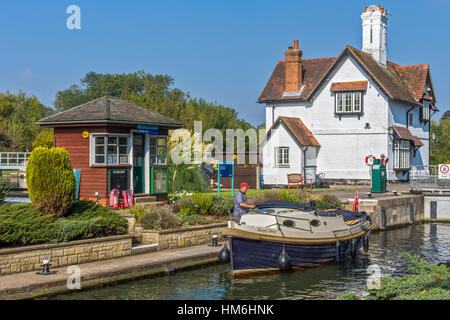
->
(1, 250, 222, 300)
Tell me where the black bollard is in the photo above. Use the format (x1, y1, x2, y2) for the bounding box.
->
(277, 248, 292, 271)
(218, 244, 230, 264)
(36, 260, 57, 275)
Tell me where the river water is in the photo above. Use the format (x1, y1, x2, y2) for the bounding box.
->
(49, 223, 449, 300)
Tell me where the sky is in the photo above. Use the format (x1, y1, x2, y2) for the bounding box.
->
(0, 0, 449, 126)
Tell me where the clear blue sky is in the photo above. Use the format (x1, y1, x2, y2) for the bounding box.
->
(0, 0, 449, 126)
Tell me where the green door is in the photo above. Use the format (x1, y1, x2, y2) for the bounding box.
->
(133, 134, 145, 194)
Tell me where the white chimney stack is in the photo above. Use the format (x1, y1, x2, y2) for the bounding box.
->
(361, 5, 388, 66)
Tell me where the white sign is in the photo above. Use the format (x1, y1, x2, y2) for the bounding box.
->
(439, 164, 450, 179)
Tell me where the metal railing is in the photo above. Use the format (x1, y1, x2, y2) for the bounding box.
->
(0, 152, 31, 169)
(410, 165, 450, 190)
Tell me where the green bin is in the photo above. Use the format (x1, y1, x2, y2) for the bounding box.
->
(371, 158, 386, 193)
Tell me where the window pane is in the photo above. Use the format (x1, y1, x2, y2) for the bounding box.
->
(153, 167, 167, 193)
(336, 93, 343, 112)
(345, 93, 352, 112)
(95, 137, 105, 145)
(107, 146, 117, 154)
(108, 137, 117, 145)
(119, 137, 128, 145)
(157, 138, 166, 147)
(119, 146, 127, 155)
(353, 92, 361, 111)
(95, 156, 105, 164)
(95, 146, 105, 155)
(119, 155, 128, 164)
(157, 146, 167, 164)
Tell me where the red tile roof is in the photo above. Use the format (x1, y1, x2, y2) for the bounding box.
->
(258, 45, 436, 109)
(392, 125, 424, 147)
(330, 81, 368, 92)
(264, 116, 320, 147)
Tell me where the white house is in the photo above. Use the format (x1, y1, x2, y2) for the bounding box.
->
(259, 5, 439, 186)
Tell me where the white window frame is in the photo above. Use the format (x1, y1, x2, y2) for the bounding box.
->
(335, 91, 363, 114)
(275, 147, 289, 167)
(394, 139, 411, 170)
(422, 100, 430, 122)
(90, 133, 131, 166)
(149, 136, 168, 165)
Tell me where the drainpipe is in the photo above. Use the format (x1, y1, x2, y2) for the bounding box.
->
(303, 146, 308, 177)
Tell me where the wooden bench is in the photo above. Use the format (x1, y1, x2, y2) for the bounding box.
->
(287, 173, 313, 192)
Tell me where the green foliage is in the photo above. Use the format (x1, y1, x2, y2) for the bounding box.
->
(317, 193, 342, 210)
(0, 177, 9, 204)
(0, 201, 128, 247)
(192, 192, 213, 214)
(54, 71, 254, 144)
(279, 190, 310, 203)
(0, 91, 53, 151)
(249, 190, 280, 205)
(430, 117, 450, 165)
(32, 129, 54, 149)
(168, 163, 209, 193)
(337, 253, 450, 300)
(26, 147, 76, 218)
(128, 206, 146, 222)
(139, 206, 181, 230)
(336, 292, 361, 300)
(171, 197, 198, 216)
(209, 196, 234, 216)
(180, 214, 209, 226)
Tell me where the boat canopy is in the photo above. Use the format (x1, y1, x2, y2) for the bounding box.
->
(255, 200, 316, 211)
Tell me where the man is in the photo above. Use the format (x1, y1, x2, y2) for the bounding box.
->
(380, 154, 389, 166)
(233, 182, 255, 223)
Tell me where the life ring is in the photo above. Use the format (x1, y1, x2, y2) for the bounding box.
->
(363, 235, 369, 252)
(365, 155, 375, 166)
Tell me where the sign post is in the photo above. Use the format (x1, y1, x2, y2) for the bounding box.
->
(217, 161, 234, 198)
(438, 164, 450, 179)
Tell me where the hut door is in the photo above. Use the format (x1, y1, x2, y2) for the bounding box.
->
(133, 134, 145, 194)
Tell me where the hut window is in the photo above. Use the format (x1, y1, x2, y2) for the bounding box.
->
(150, 137, 167, 165)
(93, 134, 129, 165)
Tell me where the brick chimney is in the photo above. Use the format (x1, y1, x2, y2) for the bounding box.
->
(284, 40, 303, 93)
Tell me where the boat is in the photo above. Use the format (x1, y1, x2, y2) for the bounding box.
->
(222, 200, 374, 276)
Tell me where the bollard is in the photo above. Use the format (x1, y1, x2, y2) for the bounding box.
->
(36, 260, 57, 275)
(212, 235, 218, 247)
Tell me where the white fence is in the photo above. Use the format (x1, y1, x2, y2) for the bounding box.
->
(410, 165, 450, 190)
(0, 152, 31, 170)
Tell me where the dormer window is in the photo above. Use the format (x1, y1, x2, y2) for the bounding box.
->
(331, 81, 367, 115)
(420, 100, 430, 122)
(335, 91, 363, 114)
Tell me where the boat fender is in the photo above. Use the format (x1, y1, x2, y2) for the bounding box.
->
(218, 244, 230, 264)
(309, 200, 316, 209)
(277, 249, 292, 271)
(335, 241, 341, 263)
(350, 238, 357, 258)
(363, 235, 369, 253)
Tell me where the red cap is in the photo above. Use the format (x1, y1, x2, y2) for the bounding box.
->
(240, 182, 249, 188)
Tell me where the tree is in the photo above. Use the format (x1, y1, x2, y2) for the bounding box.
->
(32, 129, 54, 149)
(53, 71, 254, 137)
(430, 117, 450, 164)
(0, 91, 53, 151)
(26, 147, 75, 218)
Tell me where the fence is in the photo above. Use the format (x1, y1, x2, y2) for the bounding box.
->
(410, 165, 450, 190)
(0, 152, 31, 170)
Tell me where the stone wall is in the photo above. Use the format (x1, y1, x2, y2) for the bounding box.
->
(142, 223, 227, 250)
(344, 194, 424, 231)
(0, 235, 132, 276)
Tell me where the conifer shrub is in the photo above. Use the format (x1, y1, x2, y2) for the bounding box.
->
(0, 177, 9, 204)
(26, 147, 75, 218)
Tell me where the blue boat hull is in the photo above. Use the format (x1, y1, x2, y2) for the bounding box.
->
(229, 236, 364, 275)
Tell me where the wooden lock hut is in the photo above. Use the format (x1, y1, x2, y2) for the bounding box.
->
(37, 96, 183, 206)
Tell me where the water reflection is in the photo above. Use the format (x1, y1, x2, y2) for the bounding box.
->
(48, 223, 450, 300)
